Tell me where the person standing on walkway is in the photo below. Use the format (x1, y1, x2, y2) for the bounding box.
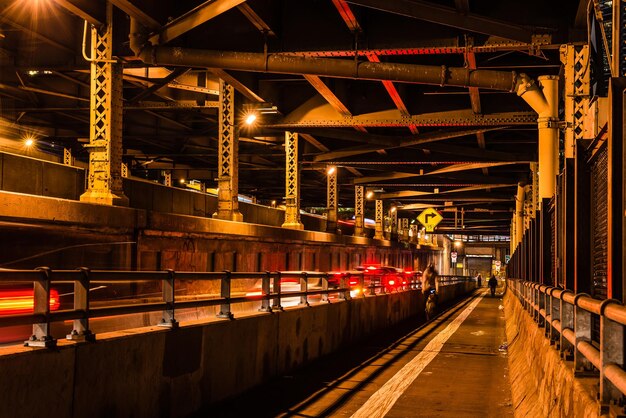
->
(488, 275, 497, 297)
(476, 273, 482, 288)
(422, 264, 438, 319)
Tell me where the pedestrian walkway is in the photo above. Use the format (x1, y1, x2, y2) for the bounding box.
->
(202, 289, 513, 418)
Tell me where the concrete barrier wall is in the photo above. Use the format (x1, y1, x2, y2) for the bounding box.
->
(504, 290, 599, 417)
(0, 284, 473, 418)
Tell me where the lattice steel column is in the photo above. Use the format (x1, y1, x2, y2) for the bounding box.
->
(164, 170, 172, 187)
(121, 163, 128, 178)
(374, 199, 384, 239)
(326, 165, 338, 232)
(80, 2, 128, 206)
(213, 80, 243, 221)
(63, 148, 73, 166)
(354, 185, 365, 236)
(401, 218, 409, 241)
(561, 45, 590, 159)
(282, 131, 304, 229)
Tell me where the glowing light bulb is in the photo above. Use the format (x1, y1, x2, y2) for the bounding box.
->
(245, 113, 257, 125)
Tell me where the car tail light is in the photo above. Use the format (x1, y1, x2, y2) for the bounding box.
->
(0, 289, 60, 315)
(349, 278, 358, 286)
(388, 279, 395, 286)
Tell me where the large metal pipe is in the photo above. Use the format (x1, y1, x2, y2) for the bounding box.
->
(536, 76, 559, 199)
(129, 19, 546, 106)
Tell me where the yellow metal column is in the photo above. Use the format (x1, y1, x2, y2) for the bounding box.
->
(282, 131, 304, 229)
(213, 80, 243, 221)
(374, 199, 384, 239)
(80, 2, 128, 206)
(537, 76, 559, 199)
(163, 170, 172, 187)
(326, 165, 338, 232)
(354, 185, 365, 236)
(63, 148, 73, 166)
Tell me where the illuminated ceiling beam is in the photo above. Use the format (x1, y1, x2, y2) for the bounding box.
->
(345, 0, 535, 43)
(303, 76, 351, 116)
(0, 17, 74, 54)
(274, 96, 535, 128)
(129, 68, 191, 103)
(108, 0, 160, 30)
(209, 69, 265, 102)
(52, 0, 105, 26)
(151, 0, 247, 45)
(381, 183, 515, 198)
(354, 162, 520, 184)
(312, 127, 504, 161)
(237, 3, 276, 36)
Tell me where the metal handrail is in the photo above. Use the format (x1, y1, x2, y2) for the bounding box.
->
(508, 278, 626, 411)
(0, 268, 473, 348)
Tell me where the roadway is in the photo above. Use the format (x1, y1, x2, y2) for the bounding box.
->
(198, 288, 512, 417)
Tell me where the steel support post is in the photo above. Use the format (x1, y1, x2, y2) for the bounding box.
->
(516, 184, 525, 248)
(400, 218, 409, 241)
(574, 295, 595, 374)
(272, 272, 283, 310)
(121, 162, 128, 178)
(25, 267, 56, 348)
(259, 271, 272, 312)
(560, 291, 574, 359)
(160, 269, 178, 328)
(213, 80, 243, 221)
(67, 267, 95, 341)
(80, 3, 128, 206)
(282, 131, 304, 229)
(354, 185, 365, 237)
(63, 147, 73, 166)
(164, 170, 172, 187)
(217, 271, 234, 319)
(549, 291, 560, 345)
(299, 272, 310, 306)
(326, 165, 338, 233)
(374, 199, 384, 239)
(600, 302, 625, 411)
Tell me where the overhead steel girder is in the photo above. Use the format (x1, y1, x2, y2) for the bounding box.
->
(353, 162, 523, 184)
(345, 0, 535, 43)
(303, 75, 352, 117)
(52, 0, 105, 26)
(109, 0, 161, 30)
(380, 183, 516, 199)
(150, 0, 246, 45)
(312, 127, 506, 162)
(273, 96, 535, 129)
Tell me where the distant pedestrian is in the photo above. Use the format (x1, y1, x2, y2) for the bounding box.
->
(488, 275, 497, 297)
(476, 273, 482, 288)
(422, 264, 438, 319)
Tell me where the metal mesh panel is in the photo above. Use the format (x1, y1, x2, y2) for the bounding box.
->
(591, 144, 608, 300)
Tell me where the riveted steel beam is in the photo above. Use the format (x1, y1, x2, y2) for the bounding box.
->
(275, 96, 535, 129)
(110, 0, 160, 30)
(52, 0, 105, 26)
(312, 127, 506, 161)
(282, 131, 304, 229)
(345, 0, 535, 43)
(151, 0, 246, 45)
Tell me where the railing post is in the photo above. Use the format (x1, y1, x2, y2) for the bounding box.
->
(600, 300, 624, 413)
(560, 290, 574, 359)
(300, 272, 310, 306)
(574, 294, 595, 375)
(259, 271, 272, 312)
(358, 272, 365, 297)
(549, 288, 559, 344)
(272, 271, 283, 311)
(159, 269, 179, 328)
(25, 267, 56, 348)
(339, 273, 351, 301)
(321, 273, 330, 303)
(67, 267, 96, 341)
(369, 273, 376, 296)
(217, 270, 234, 319)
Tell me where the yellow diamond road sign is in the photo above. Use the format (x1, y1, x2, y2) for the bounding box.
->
(417, 208, 443, 232)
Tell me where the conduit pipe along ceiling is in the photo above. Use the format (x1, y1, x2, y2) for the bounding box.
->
(128, 19, 550, 114)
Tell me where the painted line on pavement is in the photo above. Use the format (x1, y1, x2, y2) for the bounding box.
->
(350, 293, 486, 418)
